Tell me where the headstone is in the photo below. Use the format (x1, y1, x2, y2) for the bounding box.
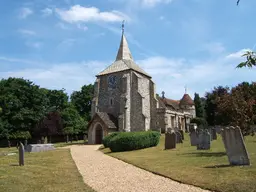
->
(211, 128, 217, 140)
(189, 123, 197, 133)
(179, 130, 184, 140)
(19, 142, 25, 166)
(197, 130, 211, 150)
(220, 126, 250, 166)
(215, 126, 223, 134)
(26, 144, 55, 153)
(173, 127, 183, 143)
(165, 129, 176, 150)
(176, 131, 183, 143)
(189, 131, 198, 146)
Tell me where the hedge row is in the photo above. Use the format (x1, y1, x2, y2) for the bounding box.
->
(106, 131, 161, 152)
(102, 132, 119, 148)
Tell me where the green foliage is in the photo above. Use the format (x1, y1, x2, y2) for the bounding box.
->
(108, 131, 161, 152)
(205, 86, 230, 126)
(194, 93, 204, 118)
(8, 131, 31, 140)
(61, 103, 87, 135)
(236, 51, 256, 68)
(190, 117, 208, 128)
(0, 77, 49, 136)
(102, 132, 119, 148)
(70, 84, 94, 121)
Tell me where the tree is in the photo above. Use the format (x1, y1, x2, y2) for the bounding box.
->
(61, 103, 87, 142)
(70, 84, 94, 121)
(0, 78, 48, 139)
(216, 82, 256, 135)
(236, 51, 256, 68)
(204, 86, 230, 126)
(194, 93, 204, 118)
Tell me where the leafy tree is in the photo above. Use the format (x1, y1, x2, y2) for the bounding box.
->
(0, 78, 48, 138)
(45, 89, 68, 111)
(70, 84, 94, 121)
(204, 86, 230, 126)
(216, 82, 256, 135)
(61, 103, 87, 142)
(194, 93, 204, 118)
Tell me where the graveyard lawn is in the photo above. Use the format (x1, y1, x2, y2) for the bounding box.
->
(101, 133, 256, 192)
(0, 148, 95, 192)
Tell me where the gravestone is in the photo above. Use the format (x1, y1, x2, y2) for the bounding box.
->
(179, 130, 184, 140)
(197, 129, 211, 150)
(173, 127, 183, 143)
(211, 128, 217, 140)
(19, 142, 25, 166)
(189, 123, 197, 133)
(165, 129, 176, 150)
(189, 125, 199, 146)
(215, 126, 223, 134)
(26, 144, 55, 153)
(221, 126, 250, 166)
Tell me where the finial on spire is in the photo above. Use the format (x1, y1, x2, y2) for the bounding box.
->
(122, 20, 125, 34)
(185, 86, 187, 94)
(162, 91, 165, 99)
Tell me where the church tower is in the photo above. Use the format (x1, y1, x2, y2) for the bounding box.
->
(88, 23, 158, 144)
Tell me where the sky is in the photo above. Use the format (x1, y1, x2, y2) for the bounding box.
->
(0, 0, 255, 100)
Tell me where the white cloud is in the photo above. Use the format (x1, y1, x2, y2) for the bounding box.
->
(19, 8, 33, 19)
(1, 49, 255, 99)
(77, 23, 88, 31)
(18, 29, 36, 36)
(41, 8, 53, 17)
(55, 5, 129, 23)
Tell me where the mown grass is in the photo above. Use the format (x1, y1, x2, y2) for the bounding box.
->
(0, 148, 95, 192)
(101, 133, 256, 192)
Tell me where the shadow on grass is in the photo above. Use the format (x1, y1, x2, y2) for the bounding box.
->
(9, 164, 20, 166)
(183, 152, 226, 157)
(204, 164, 235, 168)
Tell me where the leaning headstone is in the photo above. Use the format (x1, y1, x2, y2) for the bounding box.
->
(197, 130, 211, 150)
(26, 144, 55, 153)
(221, 126, 250, 166)
(19, 142, 25, 166)
(165, 129, 176, 150)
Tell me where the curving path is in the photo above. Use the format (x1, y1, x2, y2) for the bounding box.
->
(68, 145, 211, 192)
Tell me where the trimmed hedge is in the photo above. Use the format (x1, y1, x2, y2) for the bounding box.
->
(102, 132, 119, 148)
(108, 131, 161, 152)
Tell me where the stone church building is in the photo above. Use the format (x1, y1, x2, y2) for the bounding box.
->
(88, 28, 195, 144)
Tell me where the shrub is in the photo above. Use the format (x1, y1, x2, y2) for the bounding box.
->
(191, 117, 208, 128)
(102, 132, 119, 148)
(108, 131, 161, 152)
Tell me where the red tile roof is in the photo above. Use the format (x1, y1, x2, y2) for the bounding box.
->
(179, 94, 194, 106)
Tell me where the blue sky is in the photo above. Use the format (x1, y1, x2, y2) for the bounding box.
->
(0, 0, 255, 100)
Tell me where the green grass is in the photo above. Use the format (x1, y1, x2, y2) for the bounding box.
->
(0, 148, 95, 192)
(101, 133, 256, 192)
(53, 140, 85, 148)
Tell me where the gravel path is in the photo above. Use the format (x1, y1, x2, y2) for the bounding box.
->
(69, 145, 211, 192)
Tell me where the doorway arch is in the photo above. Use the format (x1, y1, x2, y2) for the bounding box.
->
(95, 124, 103, 144)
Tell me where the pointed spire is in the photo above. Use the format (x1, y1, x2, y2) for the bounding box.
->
(115, 20, 133, 61)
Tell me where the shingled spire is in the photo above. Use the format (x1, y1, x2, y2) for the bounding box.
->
(115, 21, 133, 61)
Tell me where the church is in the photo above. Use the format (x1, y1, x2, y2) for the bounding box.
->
(87, 26, 196, 144)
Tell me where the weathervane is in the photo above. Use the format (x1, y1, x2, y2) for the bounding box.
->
(161, 91, 165, 99)
(122, 20, 125, 34)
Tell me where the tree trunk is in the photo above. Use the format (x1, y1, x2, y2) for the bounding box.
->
(49, 135, 52, 143)
(75, 135, 78, 141)
(70, 136, 73, 143)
